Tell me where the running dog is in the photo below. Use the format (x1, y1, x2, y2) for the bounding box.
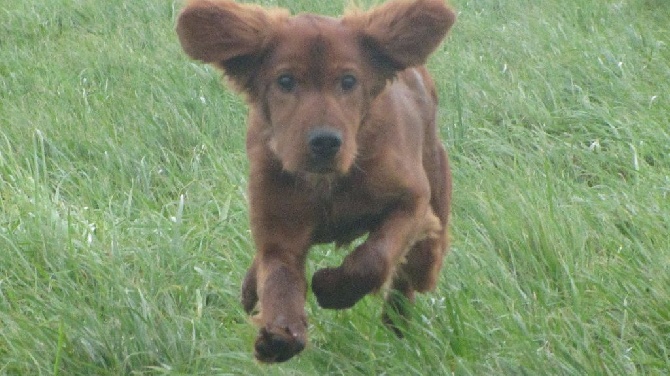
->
(177, 0, 455, 363)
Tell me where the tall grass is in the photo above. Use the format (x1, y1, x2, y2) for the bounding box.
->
(1, 0, 668, 374)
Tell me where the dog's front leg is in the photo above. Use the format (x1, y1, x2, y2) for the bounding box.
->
(312, 194, 440, 310)
(243, 173, 314, 363)
(251, 247, 309, 363)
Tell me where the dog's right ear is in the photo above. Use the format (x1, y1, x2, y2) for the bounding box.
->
(177, 0, 288, 92)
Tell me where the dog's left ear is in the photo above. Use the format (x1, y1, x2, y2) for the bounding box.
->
(345, 0, 455, 72)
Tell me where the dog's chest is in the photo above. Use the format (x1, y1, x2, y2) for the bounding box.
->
(306, 177, 394, 245)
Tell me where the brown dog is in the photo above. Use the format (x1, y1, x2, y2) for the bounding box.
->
(177, 0, 455, 363)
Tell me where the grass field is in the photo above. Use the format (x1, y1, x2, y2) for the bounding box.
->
(1, 0, 669, 374)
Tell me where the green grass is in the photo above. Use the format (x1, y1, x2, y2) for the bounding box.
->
(1, 0, 669, 374)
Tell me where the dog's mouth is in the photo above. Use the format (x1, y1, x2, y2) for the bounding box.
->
(305, 158, 339, 174)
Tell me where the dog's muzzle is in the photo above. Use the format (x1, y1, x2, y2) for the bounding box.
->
(306, 127, 342, 173)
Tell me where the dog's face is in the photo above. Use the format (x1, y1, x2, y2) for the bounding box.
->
(251, 16, 374, 174)
(177, 0, 455, 175)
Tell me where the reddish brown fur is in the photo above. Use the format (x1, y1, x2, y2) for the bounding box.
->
(177, 0, 455, 363)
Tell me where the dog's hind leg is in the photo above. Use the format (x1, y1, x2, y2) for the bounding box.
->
(402, 235, 447, 293)
(383, 144, 451, 335)
(382, 228, 446, 336)
(381, 275, 415, 337)
(403, 142, 452, 293)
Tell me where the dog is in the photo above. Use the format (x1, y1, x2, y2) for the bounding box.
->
(177, 0, 455, 363)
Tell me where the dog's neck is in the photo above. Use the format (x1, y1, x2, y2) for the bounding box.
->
(302, 172, 339, 197)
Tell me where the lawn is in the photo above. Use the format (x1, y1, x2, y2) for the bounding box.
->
(1, 0, 669, 374)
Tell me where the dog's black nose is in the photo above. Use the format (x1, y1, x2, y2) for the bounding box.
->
(308, 128, 342, 160)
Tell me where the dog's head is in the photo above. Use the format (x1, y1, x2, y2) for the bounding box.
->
(177, 0, 455, 175)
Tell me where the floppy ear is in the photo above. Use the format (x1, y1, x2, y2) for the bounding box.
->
(345, 0, 456, 72)
(176, 0, 288, 92)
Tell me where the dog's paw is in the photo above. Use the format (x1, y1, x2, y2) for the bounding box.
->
(254, 323, 306, 363)
(312, 267, 372, 309)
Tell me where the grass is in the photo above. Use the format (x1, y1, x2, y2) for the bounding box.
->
(1, 0, 669, 374)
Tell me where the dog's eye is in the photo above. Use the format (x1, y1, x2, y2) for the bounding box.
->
(277, 74, 296, 92)
(341, 74, 357, 92)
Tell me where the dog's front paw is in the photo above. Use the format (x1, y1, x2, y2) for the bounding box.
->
(312, 267, 373, 309)
(254, 322, 306, 363)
